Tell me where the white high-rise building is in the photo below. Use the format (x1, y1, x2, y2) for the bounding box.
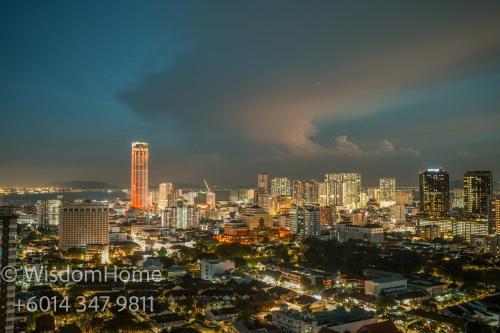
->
(271, 177, 291, 197)
(59, 202, 109, 251)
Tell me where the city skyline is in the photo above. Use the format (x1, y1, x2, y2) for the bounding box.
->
(1, 1, 500, 187)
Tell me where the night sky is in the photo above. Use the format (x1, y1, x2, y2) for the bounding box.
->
(1, 1, 500, 187)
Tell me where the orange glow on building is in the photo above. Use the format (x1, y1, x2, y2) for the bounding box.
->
(131, 142, 149, 209)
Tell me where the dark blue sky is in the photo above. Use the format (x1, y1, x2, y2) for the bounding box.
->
(1, 1, 500, 187)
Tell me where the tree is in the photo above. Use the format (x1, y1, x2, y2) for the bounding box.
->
(375, 296, 396, 315)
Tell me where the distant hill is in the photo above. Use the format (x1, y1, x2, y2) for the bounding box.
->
(48, 181, 119, 189)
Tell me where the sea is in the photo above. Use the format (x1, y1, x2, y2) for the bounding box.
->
(0, 189, 230, 205)
(0, 191, 128, 205)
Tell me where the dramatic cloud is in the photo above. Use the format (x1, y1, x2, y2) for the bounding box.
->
(119, 1, 500, 156)
(328, 136, 420, 158)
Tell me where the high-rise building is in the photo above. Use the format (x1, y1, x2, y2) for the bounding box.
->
(292, 180, 319, 205)
(342, 173, 361, 209)
(450, 188, 465, 209)
(379, 178, 396, 206)
(324, 173, 343, 206)
(158, 182, 173, 209)
(0, 207, 17, 333)
(271, 177, 291, 197)
(257, 173, 269, 194)
(36, 198, 62, 227)
(59, 202, 109, 251)
(163, 201, 200, 229)
(324, 173, 361, 209)
(290, 204, 321, 237)
(464, 171, 493, 218)
(395, 190, 412, 205)
(131, 142, 149, 210)
(419, 168, 449, 218)
(488, 197, 500, 234)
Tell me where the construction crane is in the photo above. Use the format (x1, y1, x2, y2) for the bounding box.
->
(203, 179, 211, 192)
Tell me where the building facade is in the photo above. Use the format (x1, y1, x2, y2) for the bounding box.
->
(59, 202, 109, 250)
(271, 177, 291, 197)
(0, 207, 17, 333)
(131, 141, 149, 209)
(464, 171, 493, 218)
(379, 178, 396, 206)
(290, 204, 321, 237)
(419, 168, 449, 218)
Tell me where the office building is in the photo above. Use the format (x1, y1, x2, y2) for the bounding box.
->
(290, 204, 321, 237)
(379, 178, 396, 207)
(271, 177, 291, 197)
(0, 207, 17, 333)
(464, 171, 493, 218)
(59, 202, 109, 251)
(419, 168, 449, 218)
(131, 141, 149, 209)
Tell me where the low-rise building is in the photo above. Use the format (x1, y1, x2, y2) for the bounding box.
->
(200, 259, 235, 281)
(336, 223, 384, 244)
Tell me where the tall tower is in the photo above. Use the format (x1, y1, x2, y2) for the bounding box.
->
(464, 171, 493, 219)
(0, 206, 17, 333)
(131, 142, 149, 209)
(419, 168, 449, 218)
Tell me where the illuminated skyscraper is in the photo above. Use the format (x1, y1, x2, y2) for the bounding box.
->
(271, 177, 291, 197)
(379, 178, 396, 206)
(419, 168, 449, 218)
(324, 173, 361, 209)
(464, 171, 493, 218)
(324, 173, 343, 206)
(131, 142, 149, 209)
(292, 180, 319, 205)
